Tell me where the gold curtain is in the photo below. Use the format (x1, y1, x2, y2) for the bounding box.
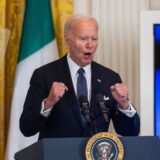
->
(0, 0, 73, 159)
(51, 0, 73, 57)
(0, 0, 25, 159)
(0, 0, 6, 158)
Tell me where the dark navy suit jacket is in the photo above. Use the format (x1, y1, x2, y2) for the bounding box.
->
(20, 55, 140, 139)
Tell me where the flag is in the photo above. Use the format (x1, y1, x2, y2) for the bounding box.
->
(5, 0, 58, 159)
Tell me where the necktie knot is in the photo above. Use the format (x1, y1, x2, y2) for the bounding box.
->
(78, 68, 85, 75)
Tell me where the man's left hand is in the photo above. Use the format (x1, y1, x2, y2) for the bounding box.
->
(110, 83, 129, 110)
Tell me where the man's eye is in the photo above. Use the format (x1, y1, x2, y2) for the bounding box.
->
(92, 38, 98, 41)
(80, 37, 86, 41)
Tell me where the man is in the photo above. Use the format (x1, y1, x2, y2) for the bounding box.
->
(20, 15, 140, 139)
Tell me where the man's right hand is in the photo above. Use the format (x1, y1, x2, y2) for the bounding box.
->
(44, 82, 68, 111)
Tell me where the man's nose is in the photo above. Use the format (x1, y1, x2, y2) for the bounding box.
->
(86, 39, 93, 48)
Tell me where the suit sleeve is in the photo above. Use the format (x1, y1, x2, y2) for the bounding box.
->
(19, 69, 49, 137)
(112, 108, 140, 136)
(110, 73, 140, 136)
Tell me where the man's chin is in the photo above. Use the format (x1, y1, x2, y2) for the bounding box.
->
(82, 60, 93, 66)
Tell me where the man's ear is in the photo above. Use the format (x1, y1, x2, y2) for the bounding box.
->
(64, 36, 68, 42)
(64, 35, 70, 48)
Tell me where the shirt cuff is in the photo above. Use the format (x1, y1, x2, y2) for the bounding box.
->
(118, 103, 136, 118)
(40, 99, 53, 117)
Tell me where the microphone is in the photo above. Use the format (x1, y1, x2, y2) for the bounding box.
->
(95, 94, 109, 123)
(78, 95, 91, 123)
(78, 95, 98, 135)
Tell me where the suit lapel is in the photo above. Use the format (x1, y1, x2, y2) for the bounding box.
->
(90, 62, 106, 108)
(56, 55, 84, 128)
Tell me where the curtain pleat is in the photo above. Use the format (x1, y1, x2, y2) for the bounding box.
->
(51, 0, 73, 57)
(0, 0, 7, 159)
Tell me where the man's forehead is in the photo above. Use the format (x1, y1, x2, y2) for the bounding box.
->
(73, 19, 97, 27)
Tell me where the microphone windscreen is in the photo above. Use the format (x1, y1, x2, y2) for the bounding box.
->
(95, 94, 105, 104)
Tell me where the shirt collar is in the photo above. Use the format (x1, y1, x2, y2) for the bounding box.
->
(67, 53, 91, 75)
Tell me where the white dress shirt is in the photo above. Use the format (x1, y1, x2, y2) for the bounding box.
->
(67, 54, 91, 101)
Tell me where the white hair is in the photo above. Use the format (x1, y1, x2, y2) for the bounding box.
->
(64, 14, 98, 36)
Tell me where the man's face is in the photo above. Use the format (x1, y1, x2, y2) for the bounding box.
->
(65, 19, 98, 67)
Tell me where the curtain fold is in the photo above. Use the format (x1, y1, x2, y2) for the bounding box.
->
(5, 0, 25, 141)
(0, 0, 9, 159)
(51, 0, 73, 57)
(0, 0, 25, 158)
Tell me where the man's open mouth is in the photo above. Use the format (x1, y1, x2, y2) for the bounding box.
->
(84, 52, 92, 56)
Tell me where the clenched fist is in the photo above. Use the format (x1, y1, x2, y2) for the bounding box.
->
(44, 82, 68, 110)
(110, 83, 129, 110)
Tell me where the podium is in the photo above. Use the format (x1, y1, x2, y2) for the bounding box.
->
(15, 136, 160, 160)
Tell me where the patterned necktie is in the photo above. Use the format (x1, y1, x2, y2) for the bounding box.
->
(77, 68, 88, 98)
(77, 68, 88, 128)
